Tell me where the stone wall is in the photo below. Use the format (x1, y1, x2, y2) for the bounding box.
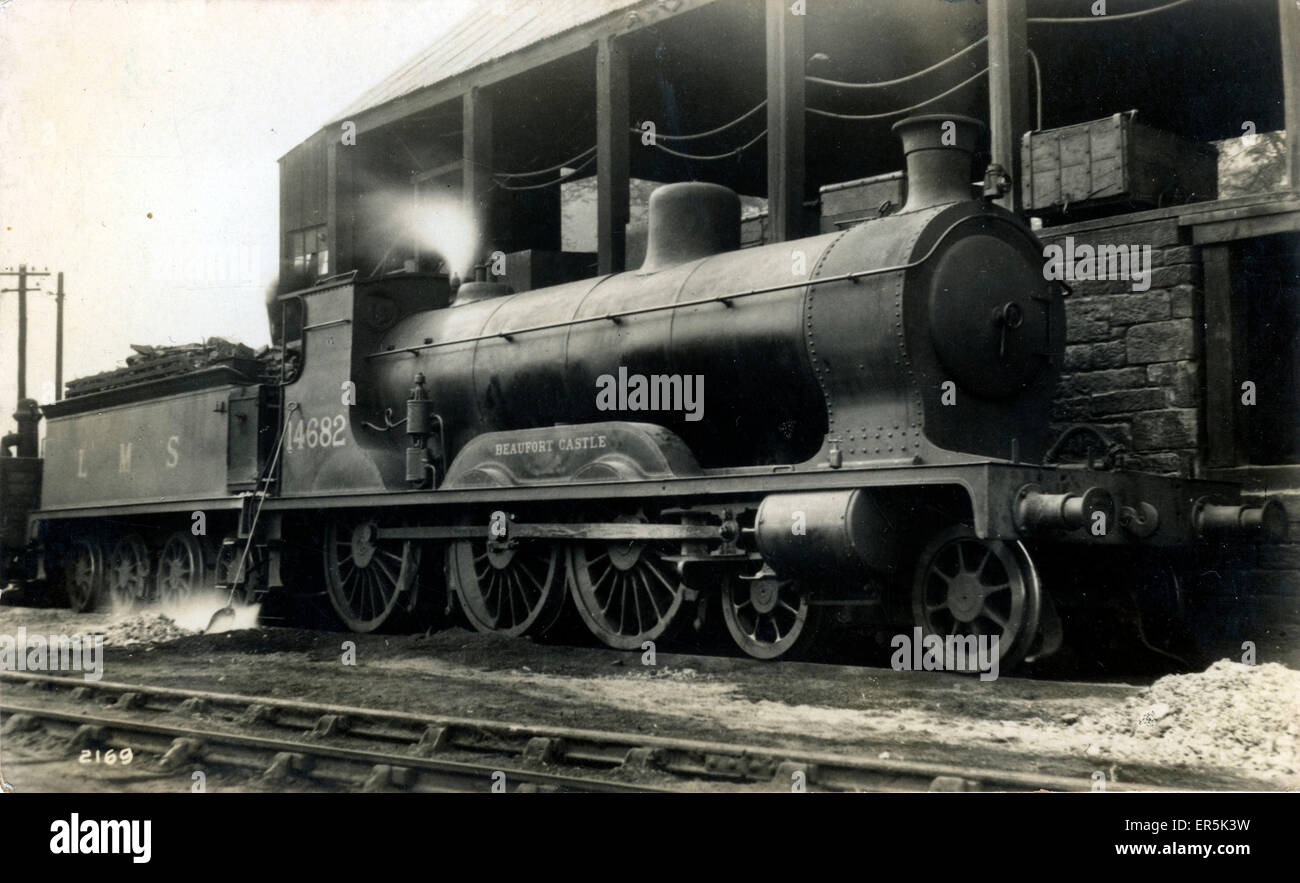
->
(1041, 211, 1300, 668)
(1040, 216, 1204, 476)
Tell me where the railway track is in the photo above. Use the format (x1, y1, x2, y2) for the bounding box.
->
(1, 671, 1176, 792)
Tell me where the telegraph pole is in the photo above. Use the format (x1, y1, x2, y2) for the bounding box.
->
(54, 272, 65, 400)
(0, 264, 51, 401)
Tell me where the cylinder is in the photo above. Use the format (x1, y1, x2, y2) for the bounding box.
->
(755, 490, 899, 578)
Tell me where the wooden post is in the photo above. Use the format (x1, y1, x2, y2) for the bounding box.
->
(596, 35, 630, 274)
(17, 264, 27, 402)
(326, 139, 355, 274)
(55, 272, 64, 401)
(987, 0, 1029, 212)
(1203, 244, 1244, 467)
(1281, 0, 1300, 192)
(765, 0, 805, 242)
(0, 264, 49, 401)
(463, 86, 495, 270)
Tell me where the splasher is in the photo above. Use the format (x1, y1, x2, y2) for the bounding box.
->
(205, 402, 297, 633)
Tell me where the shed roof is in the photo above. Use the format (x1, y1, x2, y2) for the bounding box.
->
(332, 0, 642, 122)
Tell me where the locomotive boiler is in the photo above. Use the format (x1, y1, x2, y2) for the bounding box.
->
(369, 115, 1061, 473)
(11, 114, 1286, 670)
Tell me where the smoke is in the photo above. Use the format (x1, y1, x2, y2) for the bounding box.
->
(159, 593, 261, 633)
(406, 194, 479, 279)
(106, 592, 261, 634)
(357, 185, 480, 280)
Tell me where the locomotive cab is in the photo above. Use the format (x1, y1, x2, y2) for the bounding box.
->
(272, 270, 452, 495)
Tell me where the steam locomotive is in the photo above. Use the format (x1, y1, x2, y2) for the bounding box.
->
(1, 114, 1286, 668)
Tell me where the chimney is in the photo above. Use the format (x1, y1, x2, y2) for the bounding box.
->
(639, 182, 740, 273)
(891, 113, 985, 212)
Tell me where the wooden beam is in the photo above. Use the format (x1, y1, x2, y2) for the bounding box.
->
(412, 159, 463, 185)
(1281, 0, 1300, 191)
(987, 0, 1029, 213)
(765, 0, 805, 242)
(1203, 244, 1245, 467)
(463, 86, 494, 267)
(1178, 197, 1300, 227)
(1192, 209, 1300, 245)
(326, 137, 355, 274)
(596, 34, 630, 274)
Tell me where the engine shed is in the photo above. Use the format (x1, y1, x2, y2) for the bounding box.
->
(274, 0, 1297, 635)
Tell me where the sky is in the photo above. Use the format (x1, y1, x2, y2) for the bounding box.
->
(0, 0, 477, 416)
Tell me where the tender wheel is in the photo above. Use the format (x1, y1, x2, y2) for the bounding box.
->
(447, 538, 566, 637)
(568, 519, 685, 650)
(106, 534, 151, 609)
(720, 572, 824, 660)
(215, 539, 265, 605)
(65, 538, 105, 612)
(155, 532, 211, 605)
(911, 525, 1042, 673)
(323, 516, 421, 632)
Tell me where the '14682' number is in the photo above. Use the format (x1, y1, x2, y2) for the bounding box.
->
(286, 414, 347, 451)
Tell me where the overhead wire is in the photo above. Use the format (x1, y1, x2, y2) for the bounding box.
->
(492, 153, 597, 190)
(493, 144, 597, 179)
(421, 4, 1184, 188)
(1027, 0, 1195, 24)
(806, 66, 990, 121)
(632, 100, 768, 142)
(806, 36, 989, 89)
(486, 20, 1051, 172)
(648, 128, 768, 161)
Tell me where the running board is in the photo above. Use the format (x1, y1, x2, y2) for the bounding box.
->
(376, 523, 722, 542)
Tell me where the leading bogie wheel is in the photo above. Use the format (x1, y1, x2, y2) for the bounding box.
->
(911, 525, 1042, 673)
(720, 571, 825, 660)
(323, 516, 421, 633)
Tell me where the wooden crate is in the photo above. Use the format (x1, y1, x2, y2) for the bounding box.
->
(819, 171, 907, 231)
(1021, 112, 1217, 217)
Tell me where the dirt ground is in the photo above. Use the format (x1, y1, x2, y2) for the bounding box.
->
(1, 599, 1296, 792)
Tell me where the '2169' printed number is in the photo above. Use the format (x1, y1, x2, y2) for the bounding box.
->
(286, 414, 347, 452)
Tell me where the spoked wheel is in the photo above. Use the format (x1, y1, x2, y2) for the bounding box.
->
(447, 538, 566, 637)
(911, 525, 1042, 673)
(155, 532, 211, 605)
(323, 516, 421, 633)
(215, 538, 266, 605)
(65, 538, 105, 612)
(106, 534, 152, 610)
(720, 571, 825, 660)
(568, 516, 685, 650)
